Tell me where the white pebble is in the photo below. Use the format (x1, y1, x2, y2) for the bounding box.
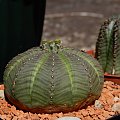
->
(0, 90, 4, 99)
(113, 97, 120, 102)
(112, 103, 120, 112)
(94, 100, 103, 108)
(56, 117, 80, 120)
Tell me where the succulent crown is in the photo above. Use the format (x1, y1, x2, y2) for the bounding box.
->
(40, 39, 62, 52)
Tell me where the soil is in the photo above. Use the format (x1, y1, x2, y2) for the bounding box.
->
(0, 81, 120, 120)
(42, 0, 120, 49)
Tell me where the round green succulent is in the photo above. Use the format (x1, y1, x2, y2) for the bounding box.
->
(4, 40, 104, 113)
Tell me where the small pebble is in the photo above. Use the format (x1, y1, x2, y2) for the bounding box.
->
(113, 97, 120, 102)
(0, 90, 4, 99)
(112, 103, 120, 112)
(94, 100, 103, 108)
(56, 117, 80, 120)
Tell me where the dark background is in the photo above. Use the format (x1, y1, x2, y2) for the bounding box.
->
(43, 0, 120, 50)
(0, 0, 46, 83)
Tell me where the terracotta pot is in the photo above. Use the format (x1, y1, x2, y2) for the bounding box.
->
(86, 50, 95, 56)
(104, 73, 120, 85)
(86, 50, 120, 85)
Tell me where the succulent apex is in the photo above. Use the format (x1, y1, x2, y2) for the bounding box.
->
(40, 39, 62, 52)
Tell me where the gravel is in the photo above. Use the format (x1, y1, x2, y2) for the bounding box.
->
(0, 81, 120, 120)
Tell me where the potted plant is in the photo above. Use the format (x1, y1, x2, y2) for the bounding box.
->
(90, 16, 120, 85)
(3, 40, 104, 113)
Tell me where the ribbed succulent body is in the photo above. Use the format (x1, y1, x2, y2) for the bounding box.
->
(95, 16, 120, 75)
(4, 40, 104, 113)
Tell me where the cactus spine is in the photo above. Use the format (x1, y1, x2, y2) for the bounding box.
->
(95, 16, 120, 75)
(4, 40, 104, 113)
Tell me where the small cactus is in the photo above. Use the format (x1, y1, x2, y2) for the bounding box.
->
(4, 40, 104, 113)
(95, 16, 120, 75)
